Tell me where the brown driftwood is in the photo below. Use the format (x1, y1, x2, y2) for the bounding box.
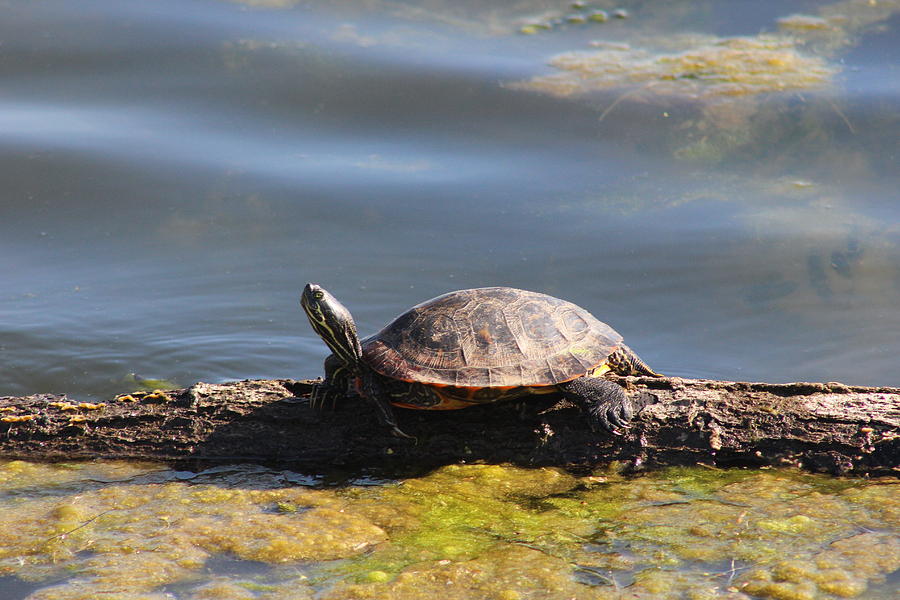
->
(0, 376, 897, 476)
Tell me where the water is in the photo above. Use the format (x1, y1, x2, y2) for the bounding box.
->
(1, 460, 898, 600)
(2, 0, 896, 400)
(1, 1, 899, 596)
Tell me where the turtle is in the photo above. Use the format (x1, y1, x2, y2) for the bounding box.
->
(300, 283, 660, 437)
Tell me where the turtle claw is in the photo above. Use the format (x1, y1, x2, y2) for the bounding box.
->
(309, 384, 322, 411)
(591, 395, 634, 434)
(603, 399, 634, 431)
(382, 410, 416, 442)
(390, 425, 417, 442)
(559, 376, 634, 434)
(309, 382, 339, 412)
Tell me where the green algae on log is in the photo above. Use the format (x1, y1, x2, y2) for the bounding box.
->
(0, 376, 897, 475)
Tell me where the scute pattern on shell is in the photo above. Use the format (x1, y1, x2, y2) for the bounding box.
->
(361, 287, 622, 387)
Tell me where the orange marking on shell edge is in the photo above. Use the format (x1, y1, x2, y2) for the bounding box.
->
(378, 358, 612, 411)
(391, 398, 478, 411)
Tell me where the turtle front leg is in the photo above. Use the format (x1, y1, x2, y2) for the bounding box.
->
(310, 383, 342, 412)
(358, 370, 415, 440)
(311, 354, 354, 411)
(559, 376, 633, 433)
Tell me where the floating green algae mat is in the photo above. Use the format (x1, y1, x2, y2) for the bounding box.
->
(0, 460, 896, 599)
(513, 34, 836, 100)
(507, 0, 900, 167)
(513, 0, 900, 99)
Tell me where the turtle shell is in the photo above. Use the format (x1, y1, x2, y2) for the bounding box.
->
(361, 287, 622, 388)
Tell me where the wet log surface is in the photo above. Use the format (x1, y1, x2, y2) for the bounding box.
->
(1, 376, 897, 476)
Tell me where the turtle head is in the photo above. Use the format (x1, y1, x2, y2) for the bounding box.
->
(301, 283, 363, 370)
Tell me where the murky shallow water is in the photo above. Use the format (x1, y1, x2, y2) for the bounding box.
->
(0, 460, 897, 600)
(2, 1, 899, 598)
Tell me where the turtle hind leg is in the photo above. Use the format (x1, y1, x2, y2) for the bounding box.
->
(610, 344, 662, 377)
(559, 377, 633, 433)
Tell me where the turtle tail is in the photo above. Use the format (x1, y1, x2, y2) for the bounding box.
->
(610, 344, 661, 377)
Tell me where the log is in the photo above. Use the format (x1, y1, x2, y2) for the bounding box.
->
(0, 376, 897, 476)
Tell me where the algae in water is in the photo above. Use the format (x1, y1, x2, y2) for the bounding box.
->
(4, 461, 897, 599)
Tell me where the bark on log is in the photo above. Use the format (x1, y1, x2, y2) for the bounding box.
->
(0, 376, 897, 476)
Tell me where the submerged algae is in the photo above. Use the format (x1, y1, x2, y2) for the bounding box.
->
(515, 0, 900, 100)
(0, 461, 381, 598)
(329, 465, 900, 599)
(0, 460, 897, 600)
(334, 464, 589, 578)
(517, 35, 835, 100)
(510, 0, 900, 168)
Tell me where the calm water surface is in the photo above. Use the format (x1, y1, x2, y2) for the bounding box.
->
(2, 0, 897, 398)
(1, 1, 899, 597)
